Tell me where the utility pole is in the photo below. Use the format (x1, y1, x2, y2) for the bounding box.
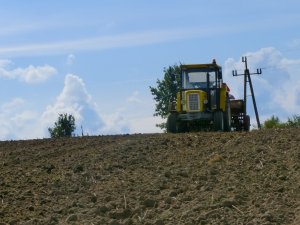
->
(232, 56, 262, 129)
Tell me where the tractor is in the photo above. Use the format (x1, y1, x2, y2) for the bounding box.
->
(167, 60, 250, 132)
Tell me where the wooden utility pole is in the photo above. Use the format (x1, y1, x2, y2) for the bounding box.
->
(232, 56, 262, 129)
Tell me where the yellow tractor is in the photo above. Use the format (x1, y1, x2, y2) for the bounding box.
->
(167, 60, 250, 132)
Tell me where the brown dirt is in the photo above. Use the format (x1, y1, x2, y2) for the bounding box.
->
(0, 129, 299, 225)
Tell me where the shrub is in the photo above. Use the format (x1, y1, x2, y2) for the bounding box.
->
(263, 114, 300, 129)
(262, 115, 285, 129)
(286, 115, 300, 128)
(48, 113, 76, 138)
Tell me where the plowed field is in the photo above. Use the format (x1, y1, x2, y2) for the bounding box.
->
(0, 129, 300, 225)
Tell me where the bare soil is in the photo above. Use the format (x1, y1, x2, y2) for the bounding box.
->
(0, 129, 299, 225)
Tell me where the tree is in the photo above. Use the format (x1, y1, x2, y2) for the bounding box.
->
(149, 64, 181, 129)
(48, 113, 76, 138)
(286, 115, 300, 128)
(262, 115, 284, 129)
(262, 114, 300, 129)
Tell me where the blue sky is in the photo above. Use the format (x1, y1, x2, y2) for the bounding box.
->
(0, 0, 300, 139)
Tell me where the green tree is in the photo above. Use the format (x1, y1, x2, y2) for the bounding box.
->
(262, 115, 284, 129)
(150, 64, 181, 129)
(48, 113, 76, 138)
(286, 115, 300, 128)
(262, 114, 300, 129)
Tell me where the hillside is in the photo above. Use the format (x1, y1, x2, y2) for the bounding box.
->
(0, 129, 299, 225)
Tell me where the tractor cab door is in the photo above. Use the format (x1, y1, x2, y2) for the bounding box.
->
(208, 72, 217, 110)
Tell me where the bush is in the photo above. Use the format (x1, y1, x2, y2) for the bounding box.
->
(286, 115, 300, 128)
(263, 114, 300, 129)
(48, 113, 76, 138)
(262, 115, 284, 129)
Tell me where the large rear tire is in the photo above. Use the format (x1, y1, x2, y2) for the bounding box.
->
(224, 98, 232, 132)
(214, 111, 224, 131)
(166, 113, 177, 133)
(178, 121, 188, 133)
(244, 115, 250, 131)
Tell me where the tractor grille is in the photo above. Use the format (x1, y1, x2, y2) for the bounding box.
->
(188, 93, 200, 111)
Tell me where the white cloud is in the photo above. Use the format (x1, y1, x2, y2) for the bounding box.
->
(66, 54, 75, 65)
(98, 107, 163, 135)
(0, 74, 163, 140)
(224, 47, 300, 125)
(1, 47, 300, 139)
(0, 61, 57, 83)
(126, 91, 142, 103)
(0, 74, 106, 139)
(0, 98, 40, 139)
(0, 59, 12, 67)
(128, 116, 164, 134)
(0, 25, 257, 57)
(41, 74, 162, 136)
(0, 11, 298, 58)
(0, 20, 64, 38)
(287, 38, 300, 48)
(99, 109, 130, 134)
(1, 97, 25, 112)
(42, 74, 105, 136)
(115, 91, 164, 134)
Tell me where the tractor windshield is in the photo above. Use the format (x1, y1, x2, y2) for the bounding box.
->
(182, 69, 217, 90)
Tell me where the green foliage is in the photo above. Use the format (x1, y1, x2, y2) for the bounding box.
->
(286, 115, 300, 128)
(263, 114, 300, 129)
(155, 122, 167, 130)
(262, 115, 284, 129)
(149, 64, 181, 129)
(48, 113, 76, 138)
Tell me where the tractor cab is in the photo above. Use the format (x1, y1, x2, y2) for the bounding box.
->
(180, 60, 224, 112)
(182, 64, 222, 90)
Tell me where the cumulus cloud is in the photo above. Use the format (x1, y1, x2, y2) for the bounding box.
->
(128, 116, 165, 134)
(0, 98, 40, 139)
(0, 59, 12, 67)
(42, 74, 163, 135)
(0, 74, 106, 139)
(100, 109, 130, 134)
(0, 74, 163, 140)
(41, 74, 162, 136)
(42, 74, 105, 136)
(224, 47, 300, 125)
(1, 98, 25, 112)
(0, 60, 57, 83)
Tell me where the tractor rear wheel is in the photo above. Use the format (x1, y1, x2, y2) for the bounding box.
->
(213, 111, 224, 131)
(224, 97, 232, 132)
(166, 113, 177, 133)
(244, 115, 250, 131)
(177, 121, 188, 133)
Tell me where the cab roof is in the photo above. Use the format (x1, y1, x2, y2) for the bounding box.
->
(181, 63, 221, 70)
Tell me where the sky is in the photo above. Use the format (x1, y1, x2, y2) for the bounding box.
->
(0, 0, 300, 139)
